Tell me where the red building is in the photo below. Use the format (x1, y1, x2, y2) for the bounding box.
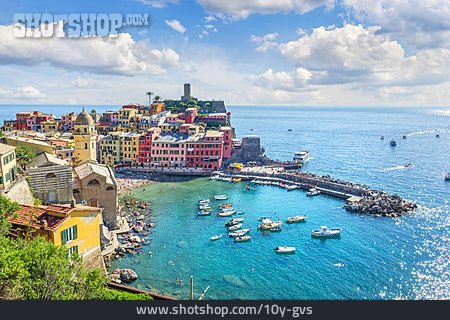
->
(138, 128, 161, 167)
(179, 107, 198, 124)
(16, 112, 33, 130)
(219, 126, 233, 159)
(185, 131, 224, 171)
(16, 111, 54, 131)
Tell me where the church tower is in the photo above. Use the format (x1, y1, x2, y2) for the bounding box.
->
(74, 108, 97, 164)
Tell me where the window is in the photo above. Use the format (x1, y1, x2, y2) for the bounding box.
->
(68, 245, 78, 257)
(46, 172, 57, 179)
(61, 225, 78, 245)
(87, 179, 101, 186)
(106, 186, 114, 191)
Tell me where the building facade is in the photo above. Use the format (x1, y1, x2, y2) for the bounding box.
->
(0, 144, 18, 190)
(73, 108, 97, 164)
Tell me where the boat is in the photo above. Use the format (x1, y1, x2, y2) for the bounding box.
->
(133, 223, 143, 233)
(214, 195, 228, 200)
(137, 215, 145, 220)
(288, 129, 293, 131)
(311, 226, 342, 238)
(225, 218, 244, 226)
(436, 134, 440, 138)
(227, 223, 243, 231)
(258, 218, 282, 230)
(228, 229, 250, 237)
(120, 269, 138, 282)
(270, 226, 282, 232)
(274, 246, 296, 254)
(219, 203, 233, 209)
(198, 204, 212, 210)
(404, 163, 414, 168)
(306, 188, 320, 196)
(403, 135, 407, 139)
(258, 216, 271, 221)
(293, 150, 310, 164)
(390, 139, 397, 146)
(445, 173, 450, 181)
(245, 185, 251, 190)
(380, 136, 384, 140)
(237, 211, 245, 215)
(286, 215, 307, 223)
(210, 234, 222, 241)
(232, 178, 242, 183)
(234, 235, 251, 242)
(286, 185, 297, 191)
(197, 210, 211, 216)
(218, 210, 236, 217)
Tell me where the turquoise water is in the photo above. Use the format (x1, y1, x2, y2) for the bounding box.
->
(112, 106, 449, 300)
(1, 105, 449, 299)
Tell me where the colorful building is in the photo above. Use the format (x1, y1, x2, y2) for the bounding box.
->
(219, 126, 233, 159)
(185, 130, 224, 170)
(138, 128, 161, 167)
(151, 133, 187, 168)
(150, 102, 165, 115)
(0, 144, 18, 190)
(9, 203, 103, 266)
(99, 132, 124, 166)
(61, 112, 77, 131)
(73, 109, 97, 164)
(121, 132, 141, 166)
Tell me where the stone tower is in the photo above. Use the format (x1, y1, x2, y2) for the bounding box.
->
(74, 108, 97, 164)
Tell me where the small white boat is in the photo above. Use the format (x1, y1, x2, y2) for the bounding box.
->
(214, 195, 228, 200)
(234, 235, 251, 242)
(210, 234, 222, 241)
(306, 188, 320, 197)
(198, 205, 212, 211)
(286, 215, 307, 223)
(311, 226, 342, 238)
(225, 218, 244, 226)
(274, 246, 296, 254)
(286, 185, 297, 191)
(228, 229, 250, 237)
(227, 223, 243, 231)
(258, 218, 282, 230)
(293, 150, 310, 164)
(218, 210, 236, 217)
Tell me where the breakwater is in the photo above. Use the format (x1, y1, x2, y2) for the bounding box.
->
(216, 169, 417, 217)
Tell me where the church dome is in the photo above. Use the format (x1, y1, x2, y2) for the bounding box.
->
(75, 108, 95, 126)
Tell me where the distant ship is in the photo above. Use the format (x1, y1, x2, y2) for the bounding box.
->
(390, 140, 397, 147)
(293, 151, 310, 164)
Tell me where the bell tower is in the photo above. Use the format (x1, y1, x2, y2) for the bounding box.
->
(73, 108, 97, 164)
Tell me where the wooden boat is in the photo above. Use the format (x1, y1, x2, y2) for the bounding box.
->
(286, 215, 307, 223)
(219, 203, 233, 209)
(234, 235, 251, 242)
(210, 234, 222, 241)
(274, 246, 296, 254)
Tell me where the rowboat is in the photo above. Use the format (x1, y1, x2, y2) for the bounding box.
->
(219, 203, 233, 209)
(210, 234, 222, 241)
(198, 204, 212, 210)
(311, 226, 341, 238)
(218, 210, 236, 217)
(214, 195, 228, 200)
(234, 235, 251, 242)
(274, 246, 296, 254)
(286, 215, 307, 223)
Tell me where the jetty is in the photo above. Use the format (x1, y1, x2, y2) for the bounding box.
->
(215, 168, 416, 217)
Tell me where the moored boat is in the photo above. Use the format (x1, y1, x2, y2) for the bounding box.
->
(227, 223, 243, 231)
(258, 218, 282, 230)
(234, 235, 251, 242)
(390, 139, 397, 146)
(219, 203, 233, 209)
(210, 234, 222, 241)
(274, 246, 296, 254)
(225, 218, 244, 226)
(311, 226, 341, 238)
(270, 226, 282, 232)
(286, 215, 307, 223)
(228, 229, 250, 237)
(197, 210, 211, 216)
(306, 188, 320, 197)
(218, 210, 236, 217)
(286, 185, 297, 191)
(293, 150, 310, 164)
(214, 195, 228, 200)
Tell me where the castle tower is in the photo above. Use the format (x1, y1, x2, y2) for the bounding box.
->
(74, 108, 97, 164)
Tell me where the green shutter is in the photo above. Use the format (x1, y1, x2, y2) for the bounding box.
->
(61, 229, 67, 245)
(73, 225, 78, 240)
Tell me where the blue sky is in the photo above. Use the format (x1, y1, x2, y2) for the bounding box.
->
(0, 0, 449, 106)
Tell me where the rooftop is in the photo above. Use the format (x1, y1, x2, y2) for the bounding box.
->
(27, 152, 68, 168)
(0, 143, 16, 155)
(74, 161, 117, 186)
(154, 133, 188, 143)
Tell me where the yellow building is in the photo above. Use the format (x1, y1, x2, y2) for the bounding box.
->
(73, 108, 97, 164)
(121, 132, 141, 166)
(4, 135, 55, 155)
(40, 119, 59, 133)
(9, 203, 103, 267)
(99, 132, 123, 166)
(118, 108, 137, 128)
(0, 144, 18, 190)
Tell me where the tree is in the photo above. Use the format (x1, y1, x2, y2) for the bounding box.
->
(154, 95, 161, 102)
(15, 145, 36, 168)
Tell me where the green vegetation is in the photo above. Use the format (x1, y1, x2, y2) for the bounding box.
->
(0, 195, 151, 300)
(15, 145, 36, 168)
(154, 95, 161, 102)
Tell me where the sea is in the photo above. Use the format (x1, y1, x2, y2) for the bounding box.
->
(1, 105, 449, 300)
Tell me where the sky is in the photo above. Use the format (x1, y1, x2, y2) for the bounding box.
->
(0, 0, 449, 107)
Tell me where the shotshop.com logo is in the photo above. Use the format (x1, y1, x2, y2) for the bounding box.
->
(13, 13, 149, 38)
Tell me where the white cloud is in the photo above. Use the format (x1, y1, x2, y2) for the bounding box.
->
(204, 15, 217, 22)
(196, 0, 335, 20)
(165, 19, 186, 34)
(136, 0, 179, 8)
(342, 0, 450, 48)
(0, 85, 46, 100)
(0, 24, 179, 76)
(252, 68, 316, 91)
(250, 32, 279, 52)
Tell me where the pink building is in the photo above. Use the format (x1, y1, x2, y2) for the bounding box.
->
(61, 112, 77, 131)
(219, 126, 233, 159)
(151, 133, 187, 168)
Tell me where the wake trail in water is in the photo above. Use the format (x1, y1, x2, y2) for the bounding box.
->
(406, 128, 449, 137)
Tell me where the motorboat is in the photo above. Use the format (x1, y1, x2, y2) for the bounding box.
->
(228, 229, 250, 237)
(390, 140, 397, 146)
(311, 226, 342, 238)
(286, 185, 297, 191)
(219, 203, 233, 209)
(258, 218, 282, 230)
(403, 135, 407, 139)
(286, 215, 307, 223)
(380, 136, 384, 140)
(227, 223, 243, 231)
(137, 215, 145, 220)
(270, 226, 282, 232)
(197, 210, 211, 216)
(198, 204, 212, 211)
(306, 188, 320, 197)
(234, 235, 251, 242)
(274, 246, 296, 254)
(258, 216, 271, 221)
(245, 185, 251, 190)
(404, 163, 414, 169)
(218, 210, 236, 217)
(225, 218, 244, 226)
(214, 195, 228, 200)
(293, 150, 310, 164)
(120, 269, 138, 282)
(232, 178, 242, 183)
(445, 173, 450, 181)
(210, 234, 222, 241)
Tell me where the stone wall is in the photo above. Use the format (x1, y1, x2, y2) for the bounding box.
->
(28, 165, 73, 204)
(225, 136, 266, 165)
